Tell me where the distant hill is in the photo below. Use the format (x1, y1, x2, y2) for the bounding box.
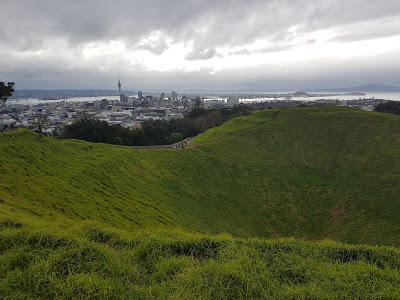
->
(2, 107, 400, 298)
(310, 83, 400, 93)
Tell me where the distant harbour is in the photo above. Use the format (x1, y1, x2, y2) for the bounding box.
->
(7, 92, 400, 106)
(8, 96, 121, 105)
(208, 92, 400, 103)
(242, 92, 400, 102)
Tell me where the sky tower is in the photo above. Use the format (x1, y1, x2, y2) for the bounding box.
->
(117, 74, 121, 94)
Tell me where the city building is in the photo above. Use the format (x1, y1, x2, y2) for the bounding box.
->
(227, 97, 240, 106)
(120, 94, 129, 102)
(100, 99, 109, 109)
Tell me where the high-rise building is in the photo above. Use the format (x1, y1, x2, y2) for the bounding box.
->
(171, 90, 176, 100)
(100, 99, 109, 110)
(138, 91, 143, 99)
(117, 74, 121, 95)
(160, 92, 165, 101)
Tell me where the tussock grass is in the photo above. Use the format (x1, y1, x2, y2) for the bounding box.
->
(1, 225, 400, 299)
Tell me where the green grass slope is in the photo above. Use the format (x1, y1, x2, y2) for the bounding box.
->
(2, 224, 400, 299)
(2, 106, 400, 298)
(192, 107, 400, 246)
(1, 107, 400, 246)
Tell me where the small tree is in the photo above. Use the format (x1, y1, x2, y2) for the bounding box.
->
(194, 96, 202, 107)
(168, 132, 183, 144)
(32, 113, 49, 140)
(111, 136, 122, 145)
(0, 82, 15, 108)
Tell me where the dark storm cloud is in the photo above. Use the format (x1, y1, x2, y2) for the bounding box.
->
(1, 0, 400, 89)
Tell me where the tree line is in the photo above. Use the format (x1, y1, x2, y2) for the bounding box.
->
(374, 101, 400, 116)
(55, 104, 253, 146)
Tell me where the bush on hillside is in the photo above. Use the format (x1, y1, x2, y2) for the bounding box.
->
(374, 101, 400, 115)
(111, 137, 122, 145)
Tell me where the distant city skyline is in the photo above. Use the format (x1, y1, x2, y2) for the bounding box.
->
(1, 0, 400, 90)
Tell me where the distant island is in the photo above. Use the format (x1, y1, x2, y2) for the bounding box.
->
(291, 91, 365, 97)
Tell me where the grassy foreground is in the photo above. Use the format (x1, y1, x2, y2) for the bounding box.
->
(2, 223, 400, 299)
(1, 106, 400, 298)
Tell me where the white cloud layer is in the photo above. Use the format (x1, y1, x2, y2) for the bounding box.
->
(1, 0, 400, 90)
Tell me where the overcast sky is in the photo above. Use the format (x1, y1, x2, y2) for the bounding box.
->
(1, 0, 400, 91)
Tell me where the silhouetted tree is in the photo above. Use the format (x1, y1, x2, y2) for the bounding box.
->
(0, 82, 15, 108)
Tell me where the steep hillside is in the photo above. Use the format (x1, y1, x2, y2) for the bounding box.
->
(1, 107, 400, 246)
(2, 106, 400, 298)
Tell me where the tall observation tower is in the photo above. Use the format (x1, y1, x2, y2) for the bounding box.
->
(117, 74, 121, 95)
(118, 74, 124, 102)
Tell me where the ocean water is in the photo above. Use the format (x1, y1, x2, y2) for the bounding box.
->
(7, 92, 400, 106)
(8, 96, 121, 105)
(244, 92, 400, 102)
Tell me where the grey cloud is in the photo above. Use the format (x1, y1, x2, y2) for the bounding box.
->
(185, 48, 221, 61)
(257, 45, 294, 54)
(306, 0, 400, 33)
(3, 0, 400, 51)
(4, 50, 400, 91)
(229, 45, 294, 56)
(134, 40, 169, 55)
(229, 48, 251, 56)
(330, 17, 400, 43)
